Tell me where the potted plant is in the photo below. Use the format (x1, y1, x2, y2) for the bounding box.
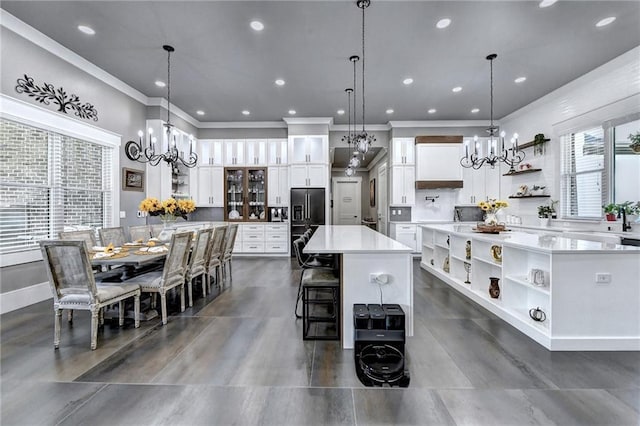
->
(530, 185, 546, 196)
(603, 203, 618, 221)
(618, 201, 640, 223)
(533, 133, 548, 156)
(537, 204, 552, 227)
(629, 131, 640, 153)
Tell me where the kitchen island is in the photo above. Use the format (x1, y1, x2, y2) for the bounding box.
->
(304, 225, 414, 349)
(420, 224, 640, 351)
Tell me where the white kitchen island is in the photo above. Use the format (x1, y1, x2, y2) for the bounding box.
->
(304, 225, 414, 349)
(420, 224, 640, 351)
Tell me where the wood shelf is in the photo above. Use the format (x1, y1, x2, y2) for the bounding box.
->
(503, 168, 542, 176)
(519, 139, 550, 150)
(509, 195, 550, 199)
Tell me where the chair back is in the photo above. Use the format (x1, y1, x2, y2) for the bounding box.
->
(206, 225, 227, 265)
(188, 228, 213, 278)
(161, 232, 192, 288)
(150, 224, 164, 238)
(129, 225, 151, 242)
(98, 227, 126, 247)
(39, 240, 97, 304)
(293, 238, 307, 268)
(222, 224, 239, 258)
(59, 230, 97, 247)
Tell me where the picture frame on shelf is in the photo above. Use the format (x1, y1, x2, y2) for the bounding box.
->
(122, 167, 144, 192)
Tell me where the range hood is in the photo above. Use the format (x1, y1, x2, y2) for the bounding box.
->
(414, 135, 464, 189)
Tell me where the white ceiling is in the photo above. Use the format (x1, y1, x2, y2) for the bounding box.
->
(2, 1, 639, 124)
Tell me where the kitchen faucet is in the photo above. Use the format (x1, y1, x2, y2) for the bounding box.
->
(622, 209, 632, 232)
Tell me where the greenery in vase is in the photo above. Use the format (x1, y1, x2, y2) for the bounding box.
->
(533, 133, 547, 156)
(629, 131, 640, 151)
(537, 200, 557, 218)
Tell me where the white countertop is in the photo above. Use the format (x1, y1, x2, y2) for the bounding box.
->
(420, 224, 640, 253)
(305, 225, 414, 254)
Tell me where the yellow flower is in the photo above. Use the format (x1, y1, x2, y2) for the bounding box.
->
(480, 204, 489, 211)
(139, 197, 162, 213)
(162, 198, 178, 214)
(178, 199, 196, 213)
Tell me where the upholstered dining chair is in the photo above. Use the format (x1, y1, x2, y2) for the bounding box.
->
(59, 229, 98, 247)
(39, 240, 141, 350)
(220, 224, 239, 284)
(204, 225, 227, 291)
(98, 226, 127, 247)
(150, 224, 164, 239)
(128, 225, 151, 242)
(185, 227, 213, 307)
(125, 232, 192, 325)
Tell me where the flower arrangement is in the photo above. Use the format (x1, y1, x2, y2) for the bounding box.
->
(477, 199, 509, 214)
(139, 197, 196, 221)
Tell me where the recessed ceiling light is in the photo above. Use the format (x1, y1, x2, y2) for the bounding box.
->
(242, 110, 250, 116)
(514, 76, 527, 83)
(428, 108, 437, 114)
(403, 78, 414, 85)
(471, 108, 480, 114)
(196, 110, 205, 116)
(250, 21, 264, 31)
(155, 80, 166, 88)
(386, 109, 394, 114)
(77, 25, 95, 35)
(436, 18, 451, 29)
(538, 0, 558, 8)
(596, 16, 616, 27)
(275, 79, 285, 86)
(337, 109, 345, 115)
(452, 86, 462, 93)
(288, 110, 296, 115)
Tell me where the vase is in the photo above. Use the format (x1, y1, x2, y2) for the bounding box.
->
(484, 212, 498, 226)
(489, 277, 500, 299)
(157, 216, 177, 242)
(539, 217, 550, 227)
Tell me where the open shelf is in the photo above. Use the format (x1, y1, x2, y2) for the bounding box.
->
(505, 307, 550, 332)
(475, 256, 502, 268)
(518, 138, 550, 150)
(509, 195, 550, 199)
(503, 168, 542, 176)
(505, 275, 550, 295)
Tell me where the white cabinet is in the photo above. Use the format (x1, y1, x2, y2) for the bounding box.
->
(196, 166, 223, 207)
(391, 138, 415, 165)
(232, 223, 289, 254)
(265, 223, 288, 253)
(224, 140, 245, 165)
(390, 223, 417, 252)
(415, 143, 463, 181)
(198, 139, 223, 166)
(291, 164, 327, 188)
(458, 161, 501, 204)
(268, 138, 288, 165)
(290, 136, 327, 164)
(268, 166, 289, 206)
(391, 165, 415, 205)
(245, 139, 267, 166)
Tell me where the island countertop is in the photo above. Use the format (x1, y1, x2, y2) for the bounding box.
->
(305, 225, 413, 254)
(420, 224, 640, 254)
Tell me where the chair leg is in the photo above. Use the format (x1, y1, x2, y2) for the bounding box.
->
(118, 300, 124, 326)
(229, 260, 233, 283)
(160, 292, 168, 325)
(294, 272, 305, 319)
(201, 276, 207, 298)
(180, 284, 186, 312)
(134, 293, 140, 328)
(67, 310, 73, 323)
(90, 309, 99, 350)
(151, 293, 157, 309)
(54, 309, 62, 349)
(99, 308, 104, 326)
(187, 278, 193, 307)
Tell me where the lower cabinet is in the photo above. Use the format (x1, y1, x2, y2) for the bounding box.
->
(389, 223, 418, 252)
(232, 223, 289, 255)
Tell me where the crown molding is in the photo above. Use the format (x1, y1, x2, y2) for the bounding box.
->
(147, 98, 199, 127)
(283, 117, 334, 126)
(198, 121, 287, 129)
(388, 120, 493, 128)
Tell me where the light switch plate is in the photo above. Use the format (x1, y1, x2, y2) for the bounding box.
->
(119, 211, 126, 219)
(595, 273, 611, 284)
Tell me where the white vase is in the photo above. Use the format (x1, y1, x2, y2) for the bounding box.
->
(484, 213, 498, 226)
(158, 217, 177, 242)
(539, 217, 550, 227)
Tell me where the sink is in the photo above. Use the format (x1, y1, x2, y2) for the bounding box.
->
(561, 232, 621, 244)
(621, 237, 640, 247)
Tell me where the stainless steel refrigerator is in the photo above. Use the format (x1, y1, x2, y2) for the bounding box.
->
(290, 188, 325, 255)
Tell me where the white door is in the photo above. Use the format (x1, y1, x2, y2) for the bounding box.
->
(378, 163, 388, 235)
(332, 177, 362, 225)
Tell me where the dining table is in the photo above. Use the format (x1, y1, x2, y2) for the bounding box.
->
(90, 244, 168, 281)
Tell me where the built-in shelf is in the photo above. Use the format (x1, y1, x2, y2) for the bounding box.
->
(475, 256, 502, 267)
(509, 195, 551, 199)
(503, 168, 542, 176)
(519, 139, 550, 150)
(505, 275, 550, 295)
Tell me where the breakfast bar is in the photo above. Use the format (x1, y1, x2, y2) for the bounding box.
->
(304, 225, 414, 349)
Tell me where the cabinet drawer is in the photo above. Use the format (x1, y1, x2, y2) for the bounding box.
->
(242, 224, 264, 232)
(396, 224, 416, 232)
(242, 242, 265, 252)
(265, 232, 288, 241)
(243, 231, 264, 241)
(264, 242, 288, 253)
(265, 224, 288, 232)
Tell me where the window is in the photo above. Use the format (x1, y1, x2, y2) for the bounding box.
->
(560, 126, 606, 219)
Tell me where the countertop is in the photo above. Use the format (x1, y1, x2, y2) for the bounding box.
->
(420, 224, 640, 254)
(305, 225, 413, 254)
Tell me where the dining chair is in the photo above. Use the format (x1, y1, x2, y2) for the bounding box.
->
(39, 240, 141, 350)
(204, 225, 227, 291)
(150, 224, 164, 239)
(220, 224, 239, 284)
(128, 225, 151, 242)
(125, 232, 192, 325)
(98, 227, 127, 247)
(185, 227, 213, 307)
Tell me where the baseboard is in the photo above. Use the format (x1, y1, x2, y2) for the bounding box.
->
(0, 282, 51, 314)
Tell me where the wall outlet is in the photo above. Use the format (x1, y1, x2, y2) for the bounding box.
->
(369, 273, 389, 285)
(595, 273, 611, 284)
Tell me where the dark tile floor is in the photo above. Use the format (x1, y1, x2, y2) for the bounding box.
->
(1, 258, 638, 425)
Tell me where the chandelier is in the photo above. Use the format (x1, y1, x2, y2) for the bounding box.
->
(124, 45, 198, 168)
(344, 55, 361, 177)
(352, 0, 376, 156)
(460, 53, 524, 172)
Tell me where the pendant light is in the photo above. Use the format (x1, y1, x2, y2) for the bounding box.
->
(353, 0, 376, 156)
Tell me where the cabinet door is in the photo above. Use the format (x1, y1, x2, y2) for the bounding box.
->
(391, 165, 405, 205)
(306, 137, 326, 163)
(307, 165, 326, 187)
(290, 164, 308, 187)
(392, 138, 415, 165)
(210, 167, 224, 207)
(277, 167, 289, 206)
(290, 136, 326, 164)
(246, 139, 267, 166)
(196, 167, 223, 206)
(267, 167, 280, 205)
(416, 144, 462, 181)
(396, 231, 417, 251)
(224, 140, 245, 166)
(199, 139, 223, 166)
(484, 165, 501, 200)
(458, 166, 477, 204)
(403, 166, 416, 205)
(291, 137, 308, 163)
(268, 139, 288, 165)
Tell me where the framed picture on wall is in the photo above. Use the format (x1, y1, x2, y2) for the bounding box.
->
(370, 178, 376, 207)
(122, 167, 144, 192)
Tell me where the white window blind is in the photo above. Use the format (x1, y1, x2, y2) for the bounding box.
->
(560, 126, 606, 219)
(0, 118, 114, 255)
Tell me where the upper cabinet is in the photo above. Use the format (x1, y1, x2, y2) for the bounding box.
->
(198, 139, 224, 166)
(390, 165, 415, 206)
(391, 138, 415, 165)
(268, 138, 288, 165)
(414, 136, 463, 188)
(290, 136, 328, 164)
(224, 139, 245, 166)
(245, 139, 268, 166)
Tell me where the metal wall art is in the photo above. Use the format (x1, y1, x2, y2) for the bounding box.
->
(15, 74, 98, 121)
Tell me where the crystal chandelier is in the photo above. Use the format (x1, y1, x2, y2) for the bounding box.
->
(124, 45, 198, 168)
(353, 0, 376, 156)
(460, 53, 524, 172)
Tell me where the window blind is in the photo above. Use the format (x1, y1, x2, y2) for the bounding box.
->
(560, 126, 606, 219)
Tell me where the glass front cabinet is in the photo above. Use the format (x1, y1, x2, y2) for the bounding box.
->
(224, 167, 267, 221)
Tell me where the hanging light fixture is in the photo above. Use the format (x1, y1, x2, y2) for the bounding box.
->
(353, 0, 376, 156)
(460, 53, 524, 171)
(124, 45, 198, 168)
(344, 55, 361, 176)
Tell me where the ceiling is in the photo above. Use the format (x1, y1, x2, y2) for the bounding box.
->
(2, 1, 639, 125)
